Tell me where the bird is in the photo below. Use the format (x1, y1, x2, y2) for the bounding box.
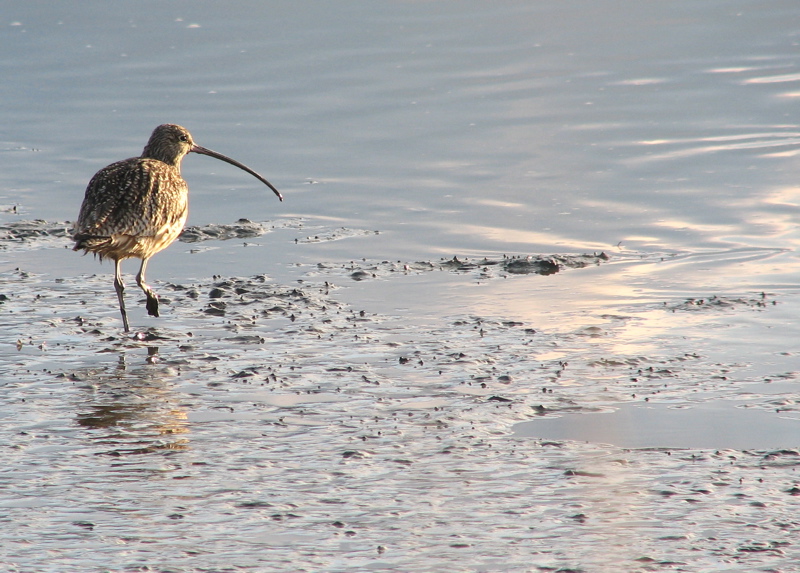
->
(73, 123, 283, 332)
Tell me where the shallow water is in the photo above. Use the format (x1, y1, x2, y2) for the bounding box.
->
(2, 1, 800, 571)
(515, 385, 800, 450)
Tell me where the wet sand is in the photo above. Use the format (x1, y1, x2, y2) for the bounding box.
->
(2, 220, 800, 571)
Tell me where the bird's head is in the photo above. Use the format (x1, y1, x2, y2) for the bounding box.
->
(141, 124, 195, 166)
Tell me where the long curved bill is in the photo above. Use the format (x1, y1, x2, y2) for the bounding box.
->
(191, 144, 283, 201)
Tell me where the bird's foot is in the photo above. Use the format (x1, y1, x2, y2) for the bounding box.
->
(145, 293, 160, 317)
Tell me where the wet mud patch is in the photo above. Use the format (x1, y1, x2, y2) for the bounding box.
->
(179, 218, 272, 242)
(3, 270, 800, 571)
(0, 218, 300, 250)
(666, 292, 777, 312)
(311, 252, 609, 282)
(0, 218, 381, 252)
(295, 227, 381, 243)
(0, 219, 72, 251)
(179, 217, 311, 243)
(0, 268, 794, 421)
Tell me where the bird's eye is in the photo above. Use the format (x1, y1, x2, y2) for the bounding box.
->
(179, 135, 188, 142)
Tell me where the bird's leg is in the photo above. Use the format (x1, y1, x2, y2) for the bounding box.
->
(136, 258, 160, 318)
(113, 259, 130, 333)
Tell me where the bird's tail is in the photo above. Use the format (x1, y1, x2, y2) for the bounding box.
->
(72, 233, 112, 259)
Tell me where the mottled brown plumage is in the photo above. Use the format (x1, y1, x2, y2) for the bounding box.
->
(73, 124, 282, 332)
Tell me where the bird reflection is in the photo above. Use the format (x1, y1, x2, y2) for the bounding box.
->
(75, 347, 189, 455)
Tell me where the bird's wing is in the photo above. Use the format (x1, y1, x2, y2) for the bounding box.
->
(74, 158, 188, 240)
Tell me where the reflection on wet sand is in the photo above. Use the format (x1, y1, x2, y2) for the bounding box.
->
(73, 350, 189, 455)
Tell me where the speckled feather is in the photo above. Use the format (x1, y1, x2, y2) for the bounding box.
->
(74, 158, 189, 261)
(73, 125, 191, 262)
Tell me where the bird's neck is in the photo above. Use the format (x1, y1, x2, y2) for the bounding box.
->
(141, 145, 183, 168)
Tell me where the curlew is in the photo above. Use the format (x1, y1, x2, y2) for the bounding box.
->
(73, 123, 282, 332)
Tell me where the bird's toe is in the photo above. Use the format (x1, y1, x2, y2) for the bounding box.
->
(146, 294, 160, 317)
